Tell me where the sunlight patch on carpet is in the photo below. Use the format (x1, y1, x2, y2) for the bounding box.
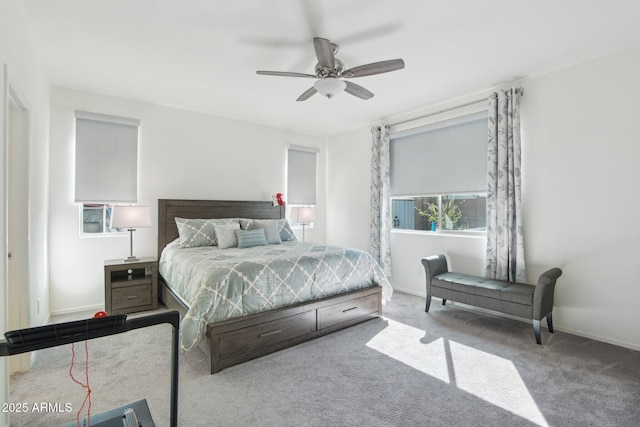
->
(365, 319, 450, 383)
(365, 320, 548, 426)
(449, 341, 549, 427)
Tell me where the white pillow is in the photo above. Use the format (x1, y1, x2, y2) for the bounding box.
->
(214, 223, 240, 249)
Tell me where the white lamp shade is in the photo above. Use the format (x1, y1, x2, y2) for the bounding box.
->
(292, 206, 316, 223)
(314, 78, 346, 98)
(111, 205, 151, 228)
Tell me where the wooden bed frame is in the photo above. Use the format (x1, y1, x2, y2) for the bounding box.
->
(157, 199, 382, 374)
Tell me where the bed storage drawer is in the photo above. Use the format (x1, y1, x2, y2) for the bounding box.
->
(317, 293, 380, 331)
(197, 286, 382, 374)
(218, 310, 316, 359)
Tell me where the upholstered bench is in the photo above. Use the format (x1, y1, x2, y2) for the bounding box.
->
(421, 254, 562, 344)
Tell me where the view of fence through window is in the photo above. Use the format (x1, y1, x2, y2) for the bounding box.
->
(392, 195, 486, 232)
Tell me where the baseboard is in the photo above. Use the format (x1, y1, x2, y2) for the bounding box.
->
(552, 325, 640, 352)
(390, 286, 423, 298)
(391, 287, 640, 352)
(50, 303, 103, 317)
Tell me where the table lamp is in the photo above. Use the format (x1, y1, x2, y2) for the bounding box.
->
(291, 206, 316, 242)
(111, 205, 151, 262)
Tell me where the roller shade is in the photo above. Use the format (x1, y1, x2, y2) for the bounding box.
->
(390, 111, 487, 196)
(74, 110, 140, 203)
(287, 146, 317, 205)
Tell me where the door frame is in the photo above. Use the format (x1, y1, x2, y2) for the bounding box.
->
(5, 72, 31, 374)
(0, 61, 8, 427)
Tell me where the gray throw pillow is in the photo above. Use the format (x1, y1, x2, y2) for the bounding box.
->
(175, 217, 239, 248)
(235, 229, 268, 248)
(240, 218, 296, 242)
(248, 220, 282, 245)
(278, 219, 297, 241)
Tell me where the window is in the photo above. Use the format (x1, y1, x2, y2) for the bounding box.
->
(390, 111, 487, 232)
(287, 145, 318, 206)
(393, 195, 487, 232)
(75, 110, 140, 236)
(81, 204, 122, 235)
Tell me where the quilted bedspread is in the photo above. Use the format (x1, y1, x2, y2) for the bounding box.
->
(159, 240, 393, 351)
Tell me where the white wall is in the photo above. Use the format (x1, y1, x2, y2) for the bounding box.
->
(326, 45, 640, 351)
(326, 126, 372, 251)
(0, 0, 51, 424)
(0, 1, 51, 327)
(519, 44, 640, 349)
(48, 87, 327, 314)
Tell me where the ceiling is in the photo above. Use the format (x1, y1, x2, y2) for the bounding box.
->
(23, 0, 640, 136)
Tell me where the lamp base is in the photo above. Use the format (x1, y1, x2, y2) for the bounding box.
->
(124, 229, 138, 262)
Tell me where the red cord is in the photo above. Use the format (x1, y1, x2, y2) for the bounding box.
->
(70, 341, 92, 427)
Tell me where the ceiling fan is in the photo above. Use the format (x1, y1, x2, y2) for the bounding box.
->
(256, 37, 405, 101)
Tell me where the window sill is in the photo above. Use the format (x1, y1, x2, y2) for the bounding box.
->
(290, 224, 315, 230)
(391, 228, 486, 239)
(80, 232, 128, 238)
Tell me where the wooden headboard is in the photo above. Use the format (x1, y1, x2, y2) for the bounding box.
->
(157, 199, 285, 259)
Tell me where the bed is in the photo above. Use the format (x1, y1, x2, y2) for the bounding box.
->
(157, 199, 392, 374)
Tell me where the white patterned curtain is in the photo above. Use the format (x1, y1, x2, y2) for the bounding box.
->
(370, 125, 392, 276)
(485, 88, 526, 282)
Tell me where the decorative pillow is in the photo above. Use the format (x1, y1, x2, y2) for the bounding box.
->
(235, 229, 268, 249)
(278, 219, 297, 242)
(214, 223, 240, 249)
(241, 220, 281, 244)
(175, 217, 239, 248)
(240, 218, 297, 242)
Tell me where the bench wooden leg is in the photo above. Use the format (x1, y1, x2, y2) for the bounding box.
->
(533, 319, 542, 345)
(546, 312, 554, 333)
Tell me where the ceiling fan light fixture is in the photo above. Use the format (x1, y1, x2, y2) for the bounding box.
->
(314, 78, 346, 98)
(257, 37, 404, 101)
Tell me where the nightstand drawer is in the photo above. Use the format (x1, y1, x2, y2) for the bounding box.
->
(112, 284, 153, 310)
(317, 293, 379, 330)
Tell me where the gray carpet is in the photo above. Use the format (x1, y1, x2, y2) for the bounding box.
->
(9, 292, 640, 426)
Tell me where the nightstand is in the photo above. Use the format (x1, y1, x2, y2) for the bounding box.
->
(104, 257, 158, 315)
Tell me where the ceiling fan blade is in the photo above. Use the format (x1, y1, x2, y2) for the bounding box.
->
(313, 37, 335, 69)
(256, 71, 316, 78)
(342, 59, 405, 78)
(344, 81, 374, 100)
(296, 87, 318, 101)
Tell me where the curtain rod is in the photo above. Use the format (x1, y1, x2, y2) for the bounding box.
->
(387, 87, 523, 128)
(387, 98, 487, 128)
